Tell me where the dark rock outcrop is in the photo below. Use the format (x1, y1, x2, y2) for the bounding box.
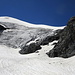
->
(47, 16, 75, 58)
(19, 42, 41, 54)
(0, 24, 6, 30)
(40, 29, 63, 45)
(40, 35, 59, 45)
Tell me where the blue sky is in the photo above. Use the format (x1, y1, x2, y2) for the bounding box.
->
(0, 0, 75, 26)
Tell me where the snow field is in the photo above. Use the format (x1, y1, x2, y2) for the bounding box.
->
(0, 41, 75, 75)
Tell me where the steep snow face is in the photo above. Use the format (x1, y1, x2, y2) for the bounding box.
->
(0, 16, 65, 30)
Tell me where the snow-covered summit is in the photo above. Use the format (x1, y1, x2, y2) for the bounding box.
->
(0, 16, 65, 30)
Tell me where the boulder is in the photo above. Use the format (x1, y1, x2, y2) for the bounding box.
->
(19, 42, 41, 54)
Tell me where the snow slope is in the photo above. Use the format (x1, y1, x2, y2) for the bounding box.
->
(0, 16, 65, 30)
(0, 41, 75, 75)
(0, 16, 74, 75)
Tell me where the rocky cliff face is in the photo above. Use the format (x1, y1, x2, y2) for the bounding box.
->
(47, 16, 75, 58)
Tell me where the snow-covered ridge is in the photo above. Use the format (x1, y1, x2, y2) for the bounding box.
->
(0, 16, 65, 30)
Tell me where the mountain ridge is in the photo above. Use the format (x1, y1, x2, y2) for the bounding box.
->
(0, 16, 65, 30)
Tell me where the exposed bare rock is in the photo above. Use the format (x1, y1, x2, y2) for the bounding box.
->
(19, 42, 41, 54)
(0, 24, 7, 30)
(47, 16, 75, 58)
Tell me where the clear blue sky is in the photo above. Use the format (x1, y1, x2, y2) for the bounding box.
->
(0, 0, 75, 26)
